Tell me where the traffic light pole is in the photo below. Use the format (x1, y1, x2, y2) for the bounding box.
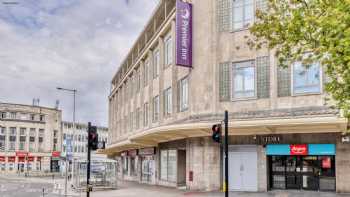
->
(224, 110, 229, 197)
(87, 122, 91, 197)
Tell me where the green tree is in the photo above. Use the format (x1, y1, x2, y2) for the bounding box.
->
(249, 0, 350, 119)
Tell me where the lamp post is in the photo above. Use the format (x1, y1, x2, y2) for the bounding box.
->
(57, 87, 77, 197)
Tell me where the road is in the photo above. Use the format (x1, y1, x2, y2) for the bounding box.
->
(0, 175, 59, 197)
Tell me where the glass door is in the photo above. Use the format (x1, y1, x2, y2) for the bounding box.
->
(285, 156, 302, 189)
(301, 156, 319, 190)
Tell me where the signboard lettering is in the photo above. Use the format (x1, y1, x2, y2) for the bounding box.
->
(176, 0, 192, 67)
(290, 144, 308, 155)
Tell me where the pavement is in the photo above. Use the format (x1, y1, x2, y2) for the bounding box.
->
(0, 175, 350, 197)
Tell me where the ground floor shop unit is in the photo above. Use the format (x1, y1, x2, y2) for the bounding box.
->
(106, 132, 350, 193)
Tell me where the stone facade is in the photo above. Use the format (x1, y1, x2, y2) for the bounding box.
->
(0, 102, 62, 173)
(106, 0, 348, 193)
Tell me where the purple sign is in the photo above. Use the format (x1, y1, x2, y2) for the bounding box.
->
(176, 0, 192, 67)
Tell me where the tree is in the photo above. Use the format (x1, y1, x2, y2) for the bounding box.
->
(248, 0, 350, 120)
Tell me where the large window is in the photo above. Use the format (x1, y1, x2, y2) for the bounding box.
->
(293, 62, 321, 94)
(29, 128, 36, 152)
(0, 127, 6, 151)
(232, 60, 255, 99)
(180, 77, 189, 112)
(153, 49, 160, 78)
(143, 103, 149, 127)
(232, 0, 254, 30)
(38, 129, 44, 152)
(19, 128, 26, 151)
(144, 60, 149, 86)
(164, 87, 172, 116)
(9, 127, 16, 151)
(165, 35, 173, 66)
(153, 96, 159, 122)
(160, 150, 177, 182)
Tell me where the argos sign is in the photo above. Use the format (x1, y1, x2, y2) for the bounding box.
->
(290, 144, 308, 155)
(176, 0, 192, 67)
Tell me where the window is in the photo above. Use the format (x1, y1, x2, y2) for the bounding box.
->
(136, 108, 140, 129)
(232, 60, 256, 99)
(143, 103, 149, 127)
(9, 112, 16, 119)
(0, 127, 6, 152)
(153, 49, 160, 78)
(180, 77, 189, 111)
(160, 150, 177, 182)
(153, 96, 160, 122)
(9, 128, 16, 151)
(38, 129, 44, 152)
(19, 128, 26, 151)
(136, 69, 141, 93)
(39, 115, 45, 122)
(0, 112, 6, 119)
(165, 35, 173, 66)
(29, 128, 36, 152)
(232, 0, 254, 30)
(293, 62, 321, 94)
(164, 87, 172, 116)
(144, 60, 149, 86)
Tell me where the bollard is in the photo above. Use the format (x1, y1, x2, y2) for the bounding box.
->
(42, 188, 45, 197)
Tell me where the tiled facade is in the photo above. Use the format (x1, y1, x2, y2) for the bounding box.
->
(0, 102, 62, 173)
(106, 0, 349, 193)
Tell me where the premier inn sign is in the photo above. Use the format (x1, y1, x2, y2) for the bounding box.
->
(176, 0, 192, 67)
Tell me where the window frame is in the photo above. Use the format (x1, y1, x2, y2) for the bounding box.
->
(164, 87, 172, 116)
(153, 48, 160, 79)
(291, 61, 323, 96)
(231, 60, 257, 100)
(153, 95, 160, 123)
(164, 34, 173, 67)
(231, 0, 255, 31)
(180, 76, 189, 112)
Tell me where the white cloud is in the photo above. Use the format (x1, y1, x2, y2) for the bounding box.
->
(0, 0, 159, 126)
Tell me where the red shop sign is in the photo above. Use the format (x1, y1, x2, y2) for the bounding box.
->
(52, 151, 61, 157)
(8, 157, 15, 162)
(28, 156, 34, 162)
(0, 156, 5, 162)
(18, 157, 25, 162)
(290, 144, 308, 155)
(322, 157, 331, 168)
(16, 151, 28, 157)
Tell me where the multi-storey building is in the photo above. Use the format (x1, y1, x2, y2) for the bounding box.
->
(105, 0, 349, 193)
(60, 121, 108, 174)
(0, 102, 62, 173)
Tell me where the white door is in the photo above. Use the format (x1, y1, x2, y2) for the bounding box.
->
(241, 152, 258, 191)
(227, 146, 258, 192)
(228, 152, 242, 190)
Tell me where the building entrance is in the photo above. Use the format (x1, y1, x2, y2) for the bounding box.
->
(269, 155, 335, 190)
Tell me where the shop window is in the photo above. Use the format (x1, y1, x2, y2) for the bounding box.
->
(160, 150, 177, 182)
(130, 157, 137, 176)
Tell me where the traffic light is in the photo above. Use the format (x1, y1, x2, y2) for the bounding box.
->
(88, 125, 98, 150)
(212, 124, 222, 143)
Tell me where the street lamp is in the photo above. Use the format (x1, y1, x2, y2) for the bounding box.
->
(57, 87, 77, 197)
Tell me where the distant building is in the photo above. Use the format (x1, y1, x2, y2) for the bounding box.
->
(0, 102, 62, 173)
(60, 121, 108, 175)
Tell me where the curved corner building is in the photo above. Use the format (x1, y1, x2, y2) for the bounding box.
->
(105, 0, 349, 193)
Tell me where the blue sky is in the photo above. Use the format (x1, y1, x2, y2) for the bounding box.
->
(0, 0, 159, 126)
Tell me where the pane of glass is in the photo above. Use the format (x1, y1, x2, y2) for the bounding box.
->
(167, 150, 177, 182)
(244, 3, 254, 22)
(293, 62, 320, 94)
(160, 150, 168, 180)
(244, 66, 255, 91)
(234, 70, 244, 91)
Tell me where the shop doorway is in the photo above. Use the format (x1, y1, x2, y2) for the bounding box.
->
(269, 155, 335, 191)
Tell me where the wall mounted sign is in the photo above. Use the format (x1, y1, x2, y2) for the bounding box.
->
(176, 0, 192, 67)
(290, 144, 308, 155)
(322, 157, 331, 168)
(258, 135, 282, 144)
(16, 151, 28, 157)
(52, 151, 61, 157)
(8, 157, 15, 162)
(139, 148, 155, 156)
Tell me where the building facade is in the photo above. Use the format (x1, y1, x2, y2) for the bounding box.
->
(0, 102, 62, 174)
(60, 121, 108, 175)
(105, 0, 350, 193)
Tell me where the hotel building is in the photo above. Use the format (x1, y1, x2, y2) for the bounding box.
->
(105, 0, 350, 193)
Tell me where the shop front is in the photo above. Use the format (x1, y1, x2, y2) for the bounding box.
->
(139, 147, 156, 184)
(51, 151, 61, 172)
(0, 156, 5, 171)
(267, 144, 336, 191)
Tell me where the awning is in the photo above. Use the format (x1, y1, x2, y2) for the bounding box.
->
(103, 116, 347, 155)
